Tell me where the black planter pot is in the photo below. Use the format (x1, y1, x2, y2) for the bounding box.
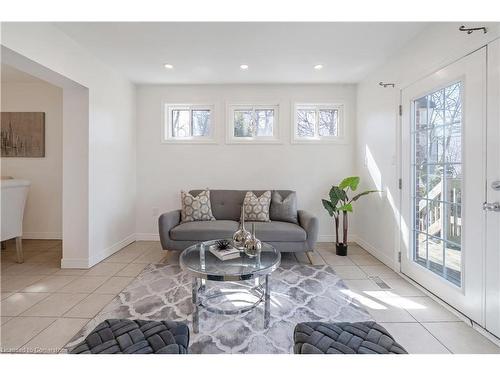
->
(336, 243, 348, 256)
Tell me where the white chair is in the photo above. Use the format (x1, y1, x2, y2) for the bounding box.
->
(1, 179, 31, 263)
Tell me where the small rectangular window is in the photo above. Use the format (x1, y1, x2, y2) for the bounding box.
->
(163, 104, 214, 142)
(293, 103, 344, 143)
(227, 104, 280, 143)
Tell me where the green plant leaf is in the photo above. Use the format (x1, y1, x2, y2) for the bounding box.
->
(328, 189, 340, 208)
(350, 190, 379, 202)
(330, 185, 347, 203)
(338, 203, 353, 212)
(321, 199, 335, 216)
(339, 176, 360, 191)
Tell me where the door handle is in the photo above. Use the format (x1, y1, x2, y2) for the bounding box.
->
(483, 202, 500, 212)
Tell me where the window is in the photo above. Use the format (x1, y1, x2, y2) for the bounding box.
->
(411, 81, 463, 286)
(163, 104, 215, 142)
(227, 104, 280, 143)
(293, 103, 344, 143)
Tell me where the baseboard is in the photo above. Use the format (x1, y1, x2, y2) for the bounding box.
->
(23, 232, 62, 240)
(61, 233, 136, 269)
(135, 233, 160, 241)
(88, 233, 136, 267)
(60, 257, 91, 269)
(350, 235, 397, 271)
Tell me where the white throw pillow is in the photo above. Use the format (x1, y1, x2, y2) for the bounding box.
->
(181, 189, 216, 222)
(243, 191, 271, 222)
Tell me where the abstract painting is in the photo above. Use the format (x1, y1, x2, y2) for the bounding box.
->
(1, 112, 45, 157)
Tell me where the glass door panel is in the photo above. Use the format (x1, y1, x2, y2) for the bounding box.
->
(411, 82, 463, 286)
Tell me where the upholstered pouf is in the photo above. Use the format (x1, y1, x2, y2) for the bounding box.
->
(70, 319, 190, 354)
(294, 321, 407, 354)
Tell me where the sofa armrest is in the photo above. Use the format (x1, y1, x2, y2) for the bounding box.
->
(158, 210, 181, 250)
(298, 210, 319, 250)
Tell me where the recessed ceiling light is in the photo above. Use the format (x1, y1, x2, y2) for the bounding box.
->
(314, 64, 324, 70)
(240, 64, 249, 70)
(164, 63, 174, 69)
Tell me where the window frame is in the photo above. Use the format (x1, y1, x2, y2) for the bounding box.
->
(292, 103, 346, 144)
(162, 103, 216, 144)
(226, 103, 281, 144)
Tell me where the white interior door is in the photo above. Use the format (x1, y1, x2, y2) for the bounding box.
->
(401, 47, 486, 324)
(486, 39, 500, 338)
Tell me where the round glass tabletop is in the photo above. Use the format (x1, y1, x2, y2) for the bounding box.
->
(179, 239, 281, 281)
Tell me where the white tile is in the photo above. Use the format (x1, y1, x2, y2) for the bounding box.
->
(346, 245, 369, 255)
(58, 276, 109, 293)
(383, 278, 426, 297)
(343, 279, 380, 293)
(1, 316, 14, 326)
(423, 322, 500, 354)
(341, 288, 417, 322)
(320, 251, 355, 266)
(365, 305, 417, 323)
(23, 263, 61, 276)
(85, 262, 128, 276)
(348, 254, 383, 266)
(21, 293, 88, 317)
(1, 263, 40, 276)
(1, 292, 14, 301)
(0, 275, 45, 292)
(64, 294, 115, 318)
(331, 265, 368, 279)
(359, 265, 401, 279)
(115, 263, 147, 277)
(381, 322, 450, 354)
(52, 268, 88, 276)
(94, 277, 133, 294)
(103, 248, 143, 263)
(0, 316, 56, 352)
(22, 275, 77, 293)
(20, 318, 89, 354)
(132, 249, 168, 264)
(1, 292, 51, 316)
(404, 297, 461, 322)
(295, 252, 325, 265)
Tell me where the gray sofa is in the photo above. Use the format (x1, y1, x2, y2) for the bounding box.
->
(158, 190, 318, 254)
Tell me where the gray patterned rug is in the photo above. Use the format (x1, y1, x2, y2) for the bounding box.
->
(66, 263, 372, 354)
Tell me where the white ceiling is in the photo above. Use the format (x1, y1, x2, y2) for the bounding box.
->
(54, 22, 427, 84)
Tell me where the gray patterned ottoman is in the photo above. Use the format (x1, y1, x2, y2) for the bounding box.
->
(294, 321, 407, 354)
(70, 319, 189, 354)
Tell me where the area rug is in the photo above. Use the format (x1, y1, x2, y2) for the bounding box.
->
(65, 263, 372, 354)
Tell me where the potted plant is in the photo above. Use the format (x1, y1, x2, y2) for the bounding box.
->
(322, 176, 378, 256)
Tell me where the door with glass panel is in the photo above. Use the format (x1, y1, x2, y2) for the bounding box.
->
(401, 47, 486, 324)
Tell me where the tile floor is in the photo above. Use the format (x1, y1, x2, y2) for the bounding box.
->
(1, 239, 499, 354)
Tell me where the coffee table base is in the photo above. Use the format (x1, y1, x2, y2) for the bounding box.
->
(191, 275, 271, 334)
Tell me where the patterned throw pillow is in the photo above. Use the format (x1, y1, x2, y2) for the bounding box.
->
(181, 190, 216, 222)
(243, 191, 272, 222)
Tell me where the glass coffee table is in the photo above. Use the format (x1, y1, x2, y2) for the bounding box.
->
(179, 239, 281, 333)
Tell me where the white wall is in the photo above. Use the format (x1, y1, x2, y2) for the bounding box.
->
(1, 81, 63, 239)
(1, 23, 137, 267)
(353, 22, 500, 269)
(136, 84, 356, 240)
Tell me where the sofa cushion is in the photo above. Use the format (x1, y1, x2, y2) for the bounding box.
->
(246, 221, 306, 242)
(180, 189, 215, 223)
(243, 191, 271, 222)
(170, 220, 239, 241)
(189, 190, 296, 221)
(270, 191, 298, 224)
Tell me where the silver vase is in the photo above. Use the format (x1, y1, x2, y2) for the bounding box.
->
(244, 223, 262, 257)
(232, 208, 251, 249)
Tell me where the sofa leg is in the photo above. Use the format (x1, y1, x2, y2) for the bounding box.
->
(305, 251, 314, 265)
(15, 237, 24, 263)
